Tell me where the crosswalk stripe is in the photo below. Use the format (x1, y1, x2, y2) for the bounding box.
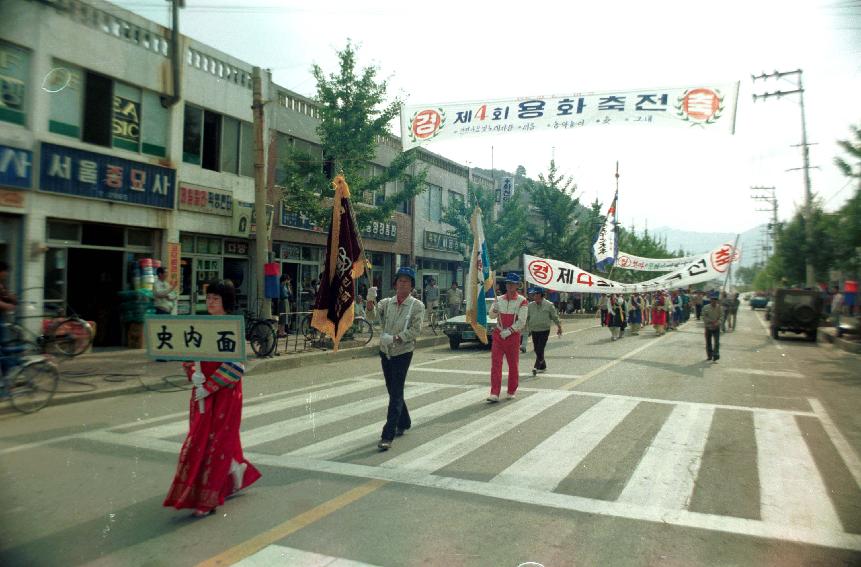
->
(754, 412, 843, 531)
(381, 391, 569, 474)
(726, 368, 805, 378)
(242, 383, 439, 448)
(618, 404, 715, 510)
(232, 544, 383, 566)
(411, 367, 583, 380)
(491, 397, 639, 491)
(289, 388, 488, 460)
(135, 380, 380, 439)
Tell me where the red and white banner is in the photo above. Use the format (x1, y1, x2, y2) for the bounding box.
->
(525, 243, 741, 294)
(401, 83, 739, 150)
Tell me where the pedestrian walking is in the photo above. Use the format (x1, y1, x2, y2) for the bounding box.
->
(728, 292, 740, 331)
(424, 279, 440, 322)
(628, 293, 643, 335)
(164, 280, 261, 518)
(372, 267, 424, 451)
(153, 267, 178, 315)
(446, 281, 464, 319)
(526, 287, 562, 375)
(652, 291, 669, 335)
(365, 280, 379, 325)
(693, 291, 704, 320)
(606, 294, 626, 341)
(487, 273, 528, 402)
(598, 293, 609, 327)
(702, 292, 723, 363)
(720, 291, 732, 332)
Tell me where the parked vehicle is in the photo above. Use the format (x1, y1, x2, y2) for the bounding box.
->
(750, 293, 769, 310)
(769, 288, 822, 341)
(442, 298, 497, 350)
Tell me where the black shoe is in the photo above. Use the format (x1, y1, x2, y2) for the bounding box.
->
(712, 357, 719, 363)
(377, 439, 392, 451)
(395, 427, 408, 437)
(706, 356, 712, 361)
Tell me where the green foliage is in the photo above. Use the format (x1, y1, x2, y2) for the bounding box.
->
(526, 160, 581, 263)
(279, 41, 425, 229)
(442, 183, 529, 268)
(834, 123, 861, 180)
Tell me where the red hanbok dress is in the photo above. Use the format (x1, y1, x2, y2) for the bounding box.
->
(163, 361, 261, 511)
(651, 296, 668, 327)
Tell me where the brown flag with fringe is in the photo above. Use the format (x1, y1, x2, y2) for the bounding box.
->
(311, 175, 366, 351)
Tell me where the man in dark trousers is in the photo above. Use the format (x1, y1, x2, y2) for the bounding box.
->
(526, 287, 562, 375)
(702, 292, 723, 363)
(372, 266, 424, 451)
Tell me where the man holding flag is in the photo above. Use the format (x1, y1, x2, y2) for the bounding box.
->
(487, 273, 528, 402)
(311, 175, 367, 352)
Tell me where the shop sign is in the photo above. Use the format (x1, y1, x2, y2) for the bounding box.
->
(281, 207, 324, 233)
(112, 96, 140, 144)
(39, 142, 175, 209)
(0, 144, 32, 189)
(250, 204, 275, 238)
(362, 220, 397, 241)
(424, 230, 460, 252)
(144, 314, 246, 362)
(179, 183, 233, 216)
(233, 200, 253, 236)
(225, 239, 249, 256)
(0, 188, 25, 209)
(0, 43, 28, 125)
(167, 242, 181, 289)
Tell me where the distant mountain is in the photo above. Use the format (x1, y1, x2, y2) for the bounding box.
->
(652, 226, 763, 267)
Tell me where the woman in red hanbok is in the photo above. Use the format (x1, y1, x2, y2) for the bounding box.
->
(163, 280, 261, 517)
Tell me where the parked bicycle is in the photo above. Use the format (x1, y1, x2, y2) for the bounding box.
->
(0, 339, 60, 413)
(8, 304, 94, 357)
(243, 309, 277, 358)
(428, 302, 449, 335)
(299, 313, 374, 348)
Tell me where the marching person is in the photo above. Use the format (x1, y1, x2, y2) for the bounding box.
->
(628, 292, 643, 336)
(487, 273, 528, 402)
(527, 287, 563, 375)
(728, 292, 740, 331)
(693, 291, 704, 320)
(702, 292, 723, 362)
(372, 266, 424, 451)
(606, 294, 626, 341)
(652, 290, 669, 335)
(164, 279, 261, 518)
(598, 293, 609, 327)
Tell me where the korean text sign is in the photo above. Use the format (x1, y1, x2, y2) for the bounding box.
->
(401, 84, 739, 150)
(40, 142, 175, 209)
(144, 315, 246, 362)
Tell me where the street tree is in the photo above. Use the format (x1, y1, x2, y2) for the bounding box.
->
(442, 183, 529, 268)
(280, 41, 425, 229)
(526, 160, 581, 263)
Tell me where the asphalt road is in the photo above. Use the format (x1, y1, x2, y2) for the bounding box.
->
(1, 308, 860, 567)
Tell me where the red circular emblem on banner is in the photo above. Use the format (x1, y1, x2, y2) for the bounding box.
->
(710, 244, 736, 273)
(617, 255, 631, 267)
(528, 259, 553, 285)
(411, 109, 443, 140)
(682, 88, 721, 122)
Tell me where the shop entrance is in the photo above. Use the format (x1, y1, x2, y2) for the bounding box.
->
(67, 248, 124, 347)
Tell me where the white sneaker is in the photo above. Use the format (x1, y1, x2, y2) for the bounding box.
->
(537, 369, 546, 374)
(506, 392, 516, 400)
(486, 394, 499, 403)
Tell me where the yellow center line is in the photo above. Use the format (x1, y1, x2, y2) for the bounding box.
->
(196, 478, 387, 566)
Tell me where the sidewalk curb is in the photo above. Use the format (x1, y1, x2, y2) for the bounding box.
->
(821, 327, 861, 355)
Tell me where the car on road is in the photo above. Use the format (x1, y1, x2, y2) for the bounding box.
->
(749, 293, 769, 310)
(442, 298, 497, 349)
(769, 288, 822, 341)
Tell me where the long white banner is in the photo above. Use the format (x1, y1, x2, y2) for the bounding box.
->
(615, 251, 701, 272)
(525, 243, 740, 294)
(401, 83, 739, 150)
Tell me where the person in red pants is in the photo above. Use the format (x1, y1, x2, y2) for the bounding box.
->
(487, 273, 528, 402)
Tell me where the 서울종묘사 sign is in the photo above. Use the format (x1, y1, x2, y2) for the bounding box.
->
(144, 315, 246, 362)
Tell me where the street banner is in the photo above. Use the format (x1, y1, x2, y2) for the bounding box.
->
(167, 242, 181, 289)
(615, 251, 700, 272)
(593, 190, 618, 272)
(401, 83, 740, 149)
(144, 315, 246, 362)
(311, 175, 367, 351)
(465, 207, 495, 344)
(526, 243, 741, 294)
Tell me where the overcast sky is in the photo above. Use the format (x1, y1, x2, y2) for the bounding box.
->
(112, 0, 861, 234)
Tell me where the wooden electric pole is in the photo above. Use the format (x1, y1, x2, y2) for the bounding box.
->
(252, 67, 270, 318)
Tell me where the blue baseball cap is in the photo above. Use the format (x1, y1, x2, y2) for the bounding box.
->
(393, 266, 416, 286)
(528, 287, 544, 295)
(505, 273, 521, 284)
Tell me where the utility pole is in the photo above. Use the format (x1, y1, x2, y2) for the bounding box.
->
(752, 69, 816, 287)
(252, 67, 270, 318)
(750, 186, 778, 263)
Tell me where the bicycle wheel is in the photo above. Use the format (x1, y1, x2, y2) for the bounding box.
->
(301, 315, 320, 342)
(9, 359, 60, 413)
(346, 318, 373, 347)
(50, 317, 94, 357)
(248, 320, 276, 357)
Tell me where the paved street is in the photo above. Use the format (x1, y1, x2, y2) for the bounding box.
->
(1, 308, 860, 567)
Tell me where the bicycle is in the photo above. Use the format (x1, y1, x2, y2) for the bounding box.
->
(7, 312, 93, 357)
(0, 340, 60, 413)
(243, 310, 277, 358)
(299, 313, 373, 349)
(428, 303, 449, 335)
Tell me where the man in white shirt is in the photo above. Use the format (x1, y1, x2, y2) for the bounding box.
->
(153, 267, 177, 314)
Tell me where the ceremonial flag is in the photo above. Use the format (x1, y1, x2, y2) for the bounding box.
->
(593, 190, 618, 272)
(311, 175, 366, 351)
(466, 207, 495, 344)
